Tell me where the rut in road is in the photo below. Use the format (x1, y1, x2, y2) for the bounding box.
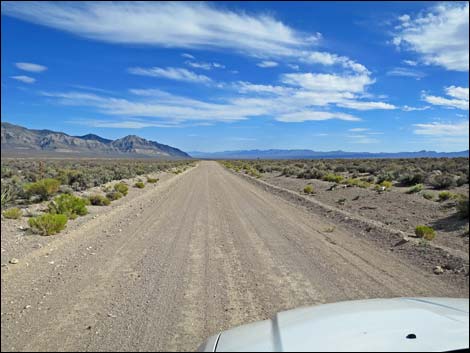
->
(1, 161, 463, 352)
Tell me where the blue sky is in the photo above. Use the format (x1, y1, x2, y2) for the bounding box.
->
(1, 1, 469, 152)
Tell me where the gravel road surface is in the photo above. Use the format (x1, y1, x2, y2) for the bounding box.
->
(1, 161, 464, 352)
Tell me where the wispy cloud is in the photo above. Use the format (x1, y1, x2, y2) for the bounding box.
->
(393, 2, 469, 71)
(128, 66, 212, 84)
(185, 61, 212, 70)
(337, 100, 396, 111)
(2, 2, 317, 58)
(68, 84, 114, 94)
(10, 75, 36, 83)
(422, 86, 469, 110)
(281, 72, 373, 93)
(276, 111, 360, 123)
(2, 1, 371, 77)
(402, 60, 417, 66)
(386, 67, 425, 79)
(185, 61, 225, 70)
(298, 51, 368, 74)
(15, 62, 47, 72)
(402, 105, 430, 112)
(257, 60, 278, 68)
(413, 121, 469, 136)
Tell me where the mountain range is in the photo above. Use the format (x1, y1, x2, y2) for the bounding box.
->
(2, 122, 467, 160)
(1, 122, 190, 159)
(189, 149, 469, 159)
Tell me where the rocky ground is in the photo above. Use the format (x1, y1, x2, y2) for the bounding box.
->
(261, 172, 469, 254)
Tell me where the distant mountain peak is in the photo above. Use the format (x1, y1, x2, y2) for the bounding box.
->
(75, 133, 113, 144)
(1, 122, 190, 159)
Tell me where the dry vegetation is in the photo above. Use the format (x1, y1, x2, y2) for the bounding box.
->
(1, 158, 195, 235)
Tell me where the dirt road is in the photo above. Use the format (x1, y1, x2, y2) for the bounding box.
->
(1, 161, 465, 352)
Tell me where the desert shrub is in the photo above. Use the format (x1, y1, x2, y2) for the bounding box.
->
(422, 192, 434, 200)
(377, 172, 394, 183)
(2, 207, 22, 219)
(59, 185, 74, 195)
(246, 168, 261, 178)
(147, 177, 159, 183)
(134, 181, 145, 189)
(1, 184, 12, 209)
(323, 174, 344, 183)
(431, 174, 456, 189)
(282, 167, 301, 177)
(57, 169, 87, 190)
(303, 185, 314, 194)
(415, 225, 436, 241)
(456, 175, 468, 186)
(297, 168, 325, 180)
(48, 194, 88, 219)
(24, 178, 61, 201)
(344, 178, 370, 188)
(438, 191, 454, 202)
(379, 180, 393, 189)
(407, 184, 424, 194)
(114, 182, 128, 196)
(400, 173, 425, 186)
(28, 213, 67, 236)
(106, 191, 123, 201)
(334, 165, 346, 173)
(87, 194, 111, 206)
(456, 196, 469, 219)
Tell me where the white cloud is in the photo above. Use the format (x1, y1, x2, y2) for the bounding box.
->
(402, 59, 417, 66)
(413, 121, 469, 136)
(281, 72, 374, 93)
(185, 61, 212, 70)
(2, 2, 316, 58)
(337, 101, 396, 111)
(402, 105, 430, 112)
(2, 1, 373, 78)
(423, 86, 469, 110)
(185, 61, 225, 70)
(128, 66, 212, 84)
(299, 51, 368, 74)
(257, 60, 278, 68)
(393, 3, 469, 71)
(386, 67, 425, 79)
(10, 75, 36, 83)
(42, 87, 368, 126)
(235, 81, 290, 95)
(276, 111, 360, 123)
(446, 85, 469, 101)
(15, 62, 47, 72)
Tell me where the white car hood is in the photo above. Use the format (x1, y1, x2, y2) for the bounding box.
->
(200, 297, 469, 352)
